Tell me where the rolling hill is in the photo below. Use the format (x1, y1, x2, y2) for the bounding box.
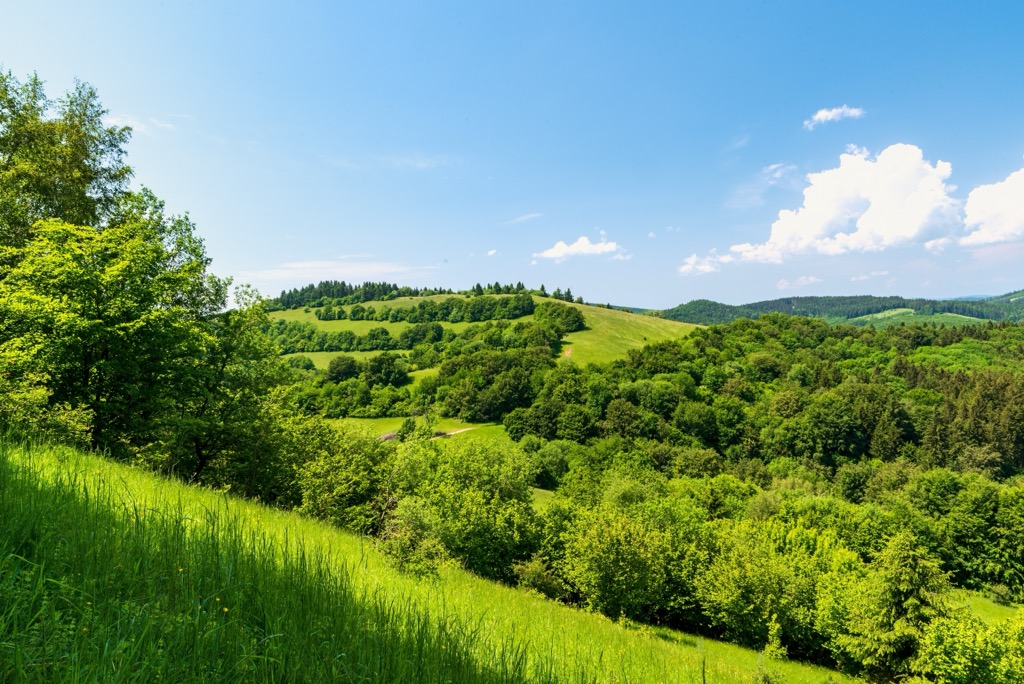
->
(661, 290, 1024, 327)
(270, 295, 698, 367)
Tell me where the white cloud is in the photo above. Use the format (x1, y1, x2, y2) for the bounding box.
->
(486, 249, 497, 257)
(850, 270, 889, 282)
(507, 212, 543, 225)
(533, 235, 622, 262)
(960, 167, 1024, 245)
(648, 231, 656, 238)
(803, 105, 865, 130)
(777, 275, 822, 290)
(681, 144, 959, 275)
(730, 144, 957, 262)
(679, 252, 732, 275)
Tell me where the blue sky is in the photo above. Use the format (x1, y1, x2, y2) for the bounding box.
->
(3, 1, 1023, 307)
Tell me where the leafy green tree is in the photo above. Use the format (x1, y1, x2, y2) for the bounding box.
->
(0, 192, 222, 451)
(326, 354, 361, 382)
(362, 351, 408, 388)
(296, 424, 397, 533)
(838, 530, 949, 680)
(0, 71, 131, 248)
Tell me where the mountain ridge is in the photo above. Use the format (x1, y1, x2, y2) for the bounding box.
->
(660, 289, 1024, 325)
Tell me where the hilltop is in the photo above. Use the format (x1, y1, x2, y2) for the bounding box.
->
(661, 290, 1024, 327)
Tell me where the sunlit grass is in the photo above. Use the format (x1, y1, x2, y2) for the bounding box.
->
(2, 441, 857, 683)
(557, 303, 697, 366)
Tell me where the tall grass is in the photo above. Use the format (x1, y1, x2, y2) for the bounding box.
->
(0, 441, 559, 683)
(1, 441, 855, 683)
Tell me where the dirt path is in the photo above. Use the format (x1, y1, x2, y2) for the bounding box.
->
(430, 427, 478, 440)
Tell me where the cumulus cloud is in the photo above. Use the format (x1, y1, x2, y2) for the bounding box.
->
(681, 144, 959, 275)
(507, 212, 543, 225)
(960, 167, 1024, 245)
(731, 144, 957, 262)
(533, 235, 622, 262)
(803, 105, 865, 131)
(777, 275, 822, 290)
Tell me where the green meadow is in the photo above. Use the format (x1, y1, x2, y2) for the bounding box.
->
(271, 296, 699, 368)
(845, 308, 986, 328)
(0, 441, 857, 683)
(557, 303, 699, 365)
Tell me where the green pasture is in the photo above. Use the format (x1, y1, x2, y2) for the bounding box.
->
(2, 442, 859, 683)
(848, 308, 985, 328)
(275, 296, 699, 368)
(270, 307, 476, 335)
(559, 303, 698, 365)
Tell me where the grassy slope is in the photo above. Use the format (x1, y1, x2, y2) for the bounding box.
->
(847, 308, 985, 328)
(271, 297, 699, 369)
(557, 303, 698, 366)
(6, 443, 856, 684)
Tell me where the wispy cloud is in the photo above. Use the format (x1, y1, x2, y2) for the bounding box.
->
(777, 275, 822, 290)
(533, 234, 622, 262)
(378, 153, 451, 170)
(803, 105, 865, 131)
(507, 212, 543, 225)
(487, 249, 497, 257)
(727, 162, 798, 209)
(726, 133, 751, 151)
(103, 114, 176, 135)
(242, 256, 439, 283)
(850, 270, 889, 282)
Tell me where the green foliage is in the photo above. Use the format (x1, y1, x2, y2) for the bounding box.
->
(534, 300, 587, 333)
(837, 531, 950, 680)
(296, 424, 396, 533)
(0, 71, 132, 247)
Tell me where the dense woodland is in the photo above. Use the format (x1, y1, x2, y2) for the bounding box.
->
(663, 294, 1024, 325)
(3, 72, 1024, 682)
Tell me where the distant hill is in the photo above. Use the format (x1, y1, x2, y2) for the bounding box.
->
(269, 295, 697, 366)
(661, 291, 1024, 326)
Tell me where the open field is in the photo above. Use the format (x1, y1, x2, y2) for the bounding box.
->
(847, 308, 986, 328)
(270, 307, 477, 336)
(558, 303, 699, 365)
(272, 296, 700, 368)
(2, 442, 860, 683)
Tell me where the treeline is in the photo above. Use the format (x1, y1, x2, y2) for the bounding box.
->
(270, 281, 456, 310)
(314, 293, 535, 322)
(272, 279, 590, 312)
(663, 293, 1024, 325)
